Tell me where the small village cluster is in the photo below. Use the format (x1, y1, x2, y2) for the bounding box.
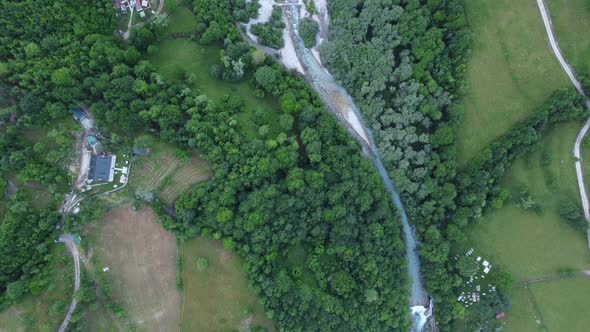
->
(113, 0, 152, 17)
(455, 248, 497, 308)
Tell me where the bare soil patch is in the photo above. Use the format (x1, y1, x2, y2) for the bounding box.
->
(95, 206, 180, 332)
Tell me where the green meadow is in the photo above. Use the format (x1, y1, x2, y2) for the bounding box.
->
(457, 0, 569, 164)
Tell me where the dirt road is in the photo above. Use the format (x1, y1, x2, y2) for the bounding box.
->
(57, 234, 81, 332)
(574, 117, 590, 221)
(56, 112, 92, 331)
(123, 8, 134, 40)
(535, 0, 590, 223)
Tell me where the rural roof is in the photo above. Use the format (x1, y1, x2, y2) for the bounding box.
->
(89, 155, 116, 182)
(87, 136, 99, 144)
(132, 147, 149, 155)
(71, 108, 85, 119)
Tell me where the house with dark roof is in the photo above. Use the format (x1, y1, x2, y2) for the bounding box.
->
(88, 154, 117, 182)
(71, 108, 87, 122)
(131, 147, 149, 156)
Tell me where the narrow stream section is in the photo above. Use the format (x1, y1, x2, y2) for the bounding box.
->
(281, 2, 432, 330)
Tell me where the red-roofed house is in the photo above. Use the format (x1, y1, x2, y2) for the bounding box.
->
(133, 0, 142, 11)
(495, 312, 505, 320)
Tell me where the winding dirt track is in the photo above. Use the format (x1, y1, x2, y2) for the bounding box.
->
(57, 234, 81, 332)
(535, 0, 590, 222)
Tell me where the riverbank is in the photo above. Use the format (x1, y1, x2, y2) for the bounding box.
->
(280, 1, 432, 330)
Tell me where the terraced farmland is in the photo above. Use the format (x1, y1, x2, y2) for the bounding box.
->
(129, 139, 212, 205)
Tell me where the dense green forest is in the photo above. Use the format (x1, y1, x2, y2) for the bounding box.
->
(0, 0, 115, 310)
(251, 5, 285, 49)
(321, 0, 587, 329)
(1, 0, 410, 330)
(2, 0, 588, 330)
(299, 17, 319, 48)
(321, 0, 473, 327)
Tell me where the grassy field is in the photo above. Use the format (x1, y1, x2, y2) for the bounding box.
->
(164, 3, 198, 35)
(129, 137, 212, 205)
(548, 0, 590, 75)
(0, 246, 72, 332)
(87, 206, 180, 332)
(457, 0, 569, 164)
(151, 6, 281, 139)
(180, 238, 274, 332)
(529, 278, 590, 330)
(3, 177, 53, 211)
(465, 122, 590, 328)
(501, 288, 538, 332)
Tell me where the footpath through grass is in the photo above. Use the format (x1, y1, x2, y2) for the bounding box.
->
(548, 0, 590, 75)
(466, 122, 590, 328)
(458, 0, 569, 163)
(180, 238, 274, 332)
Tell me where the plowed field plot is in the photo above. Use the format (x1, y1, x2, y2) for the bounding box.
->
(92, 207, 180, 332)
(129, 140, 212, 205)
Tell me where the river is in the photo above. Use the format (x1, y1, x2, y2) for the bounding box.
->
(281, 1, 432, 330)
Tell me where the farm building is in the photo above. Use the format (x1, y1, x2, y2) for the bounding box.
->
(71, 108, 87, 122)
(87, 136, 100, 148)
(131, 147, 149, 156)
(89, 154, 117, 182)
(114, 0, 150, 13)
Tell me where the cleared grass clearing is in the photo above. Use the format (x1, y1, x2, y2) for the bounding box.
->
(530, 278, 590, 330)
(457, 0, 569, 164)
(180, 238, 274, 332)
(466, 123, 590, 328)
(0, 246, 72, 332)
(468, 123, 590, 280)
(89, 206, 180, 332)
(165, 4, 198, 35)
(77, 301, 121, 332)
(468, 206, 589, 280)
(29, 188, 52, 210)
(548, 0, 590, 74)
(129, 139, 212, 205)
(150, 7, 281, 140)
(501, 288, 538, 332)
